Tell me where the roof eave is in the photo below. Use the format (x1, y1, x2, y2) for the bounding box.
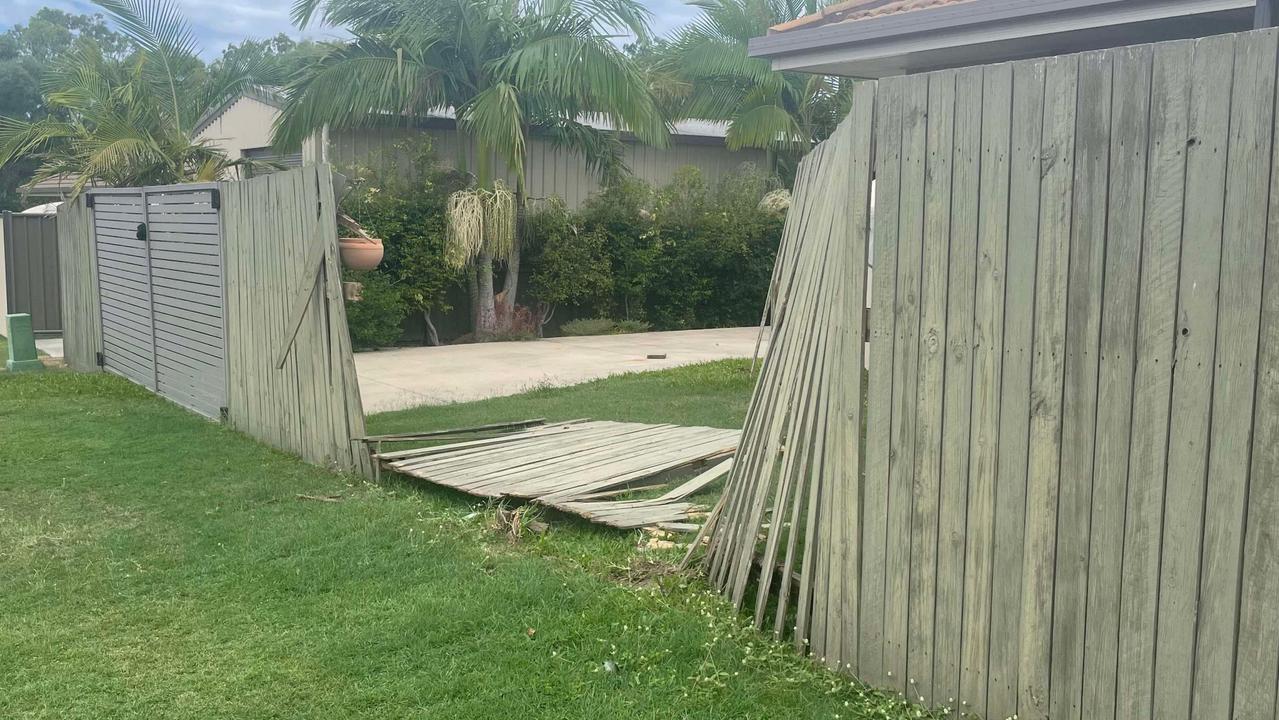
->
(750, 0, 1255, 72)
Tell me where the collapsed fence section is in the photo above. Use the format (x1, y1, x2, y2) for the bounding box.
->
(702, 28, 1279, 720)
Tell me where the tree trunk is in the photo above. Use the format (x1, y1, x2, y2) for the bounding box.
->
(423, 310, 441, 347)
(466, 269, 480, 331)
(475, 253, 497, 336)
(494, 180, 526, 332)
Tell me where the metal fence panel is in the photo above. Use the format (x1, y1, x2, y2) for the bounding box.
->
(2, 212, 62, 333)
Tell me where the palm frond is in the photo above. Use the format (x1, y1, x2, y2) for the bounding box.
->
(272, 38, 449, 149)
(459, 82, 526, 185)
(93, 0, 202, 131)
(725, 102, 805, 151)
(540, 119, 628, 182)
(498, 31, 668, 148)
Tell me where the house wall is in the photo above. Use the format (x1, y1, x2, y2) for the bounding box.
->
(195, 96, 281, 163)
(314, 125, 770, 208)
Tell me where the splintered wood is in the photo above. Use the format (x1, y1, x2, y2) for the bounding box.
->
(372, 420, 738, 530)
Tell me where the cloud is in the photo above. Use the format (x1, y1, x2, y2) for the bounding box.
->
(1, 0, 703, 59)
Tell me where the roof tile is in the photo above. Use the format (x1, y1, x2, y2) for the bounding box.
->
(771, 0, 973, 34)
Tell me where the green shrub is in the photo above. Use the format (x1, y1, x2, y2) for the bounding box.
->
(525, 165, 783, 333)
(559, 318, 653, 336)
(341, 139, 467, 345)
(527, 201, 613, 321)
(345, 271, 407, 350)
(612, 319, 652, 334)
(560, 318, 618, 336)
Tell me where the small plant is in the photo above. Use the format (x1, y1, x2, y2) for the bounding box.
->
(561, 318, 619, 336)
(488, 502, 548, 544)
(612, 319, 652, 334)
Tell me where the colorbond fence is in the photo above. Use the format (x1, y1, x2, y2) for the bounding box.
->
(1, 212, 61, 333)
(704, 28, 1279, 720)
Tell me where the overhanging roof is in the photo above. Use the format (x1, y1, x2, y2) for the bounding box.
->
(751, 0, 1257, 77)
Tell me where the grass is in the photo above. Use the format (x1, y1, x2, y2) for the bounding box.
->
(0, 333, 7, 366)
(366, 359, 759, 435)
(0, 363, 937, 720)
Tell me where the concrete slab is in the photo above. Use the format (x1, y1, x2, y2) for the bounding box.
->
(356, 326, 768, 413)
(35, 337, 63, 358)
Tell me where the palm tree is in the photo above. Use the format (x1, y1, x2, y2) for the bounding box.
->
(0, 0, 274, 196)
(275, 0, 670, 336)
(660, 0, 850, 176)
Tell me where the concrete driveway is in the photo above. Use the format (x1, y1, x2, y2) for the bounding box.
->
(356, 326, 767, 412)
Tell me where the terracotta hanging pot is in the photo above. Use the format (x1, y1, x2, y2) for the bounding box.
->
(338, 236, 384, 270)
(337, 213, 384, 270)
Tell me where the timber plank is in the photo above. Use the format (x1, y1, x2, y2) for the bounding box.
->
(884, 71, 929, 696)
(1018, 51, 1078, 720)
(934, 64, 982, 713)
(957, 60, 1012, 719)
(1192, 28, 1277, 720)
(907, 68, 956, 704)
(1080, 42, 1152, 720)
(1116, 38, 1192, 720)
(1049, 47, 1112, 720)
(1151, 33, 1234, 720)
(987, 57, 1046, 720)
(859, 73, 902, 688)
(1232, 96, 1279, 718)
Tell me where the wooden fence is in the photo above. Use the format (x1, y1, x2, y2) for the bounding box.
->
(703, 28, 1279, 720)
(58, 166, 370, 476)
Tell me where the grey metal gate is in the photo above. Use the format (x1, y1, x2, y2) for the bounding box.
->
(88, 185, 227, 419)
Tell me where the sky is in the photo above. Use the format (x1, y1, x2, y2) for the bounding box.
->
(1, 0, 704, 58)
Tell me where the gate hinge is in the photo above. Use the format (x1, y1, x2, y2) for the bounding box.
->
(210, 188, 221, 210)
(85, 194, 96, 208)
(95, 351, 104, 367)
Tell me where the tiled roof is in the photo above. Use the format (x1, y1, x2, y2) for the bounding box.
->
(771, 0, 974, 33)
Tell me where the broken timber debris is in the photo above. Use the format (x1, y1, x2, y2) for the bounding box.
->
(365, 420, 738, 530)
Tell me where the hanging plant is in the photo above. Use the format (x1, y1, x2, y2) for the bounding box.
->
(445, 180, 516, 269)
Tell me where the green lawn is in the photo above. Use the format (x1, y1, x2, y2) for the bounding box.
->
(0, 363, 935, 720)
(366, 359, 759, 435)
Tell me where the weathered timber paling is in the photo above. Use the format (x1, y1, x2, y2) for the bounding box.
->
(701, 27, 1279, 720)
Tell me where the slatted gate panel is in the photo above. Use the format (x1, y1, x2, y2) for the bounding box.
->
(89, 185, 227, 419)
(145, 188, 226, 419)
(91, 191, 155, 389)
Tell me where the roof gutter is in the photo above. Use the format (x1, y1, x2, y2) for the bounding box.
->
(749, 0, 1254, 60)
